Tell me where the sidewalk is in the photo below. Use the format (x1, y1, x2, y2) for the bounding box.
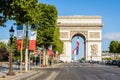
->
(0, 69, 39, 80)
(0, 63, 40, 80)
(0, 63, 62, 80)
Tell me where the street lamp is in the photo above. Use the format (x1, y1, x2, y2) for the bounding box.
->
(7, 26, 15, 75)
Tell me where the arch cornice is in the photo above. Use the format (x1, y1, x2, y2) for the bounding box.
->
(58, 23, 102, 27)
(58, 16, 102, 19)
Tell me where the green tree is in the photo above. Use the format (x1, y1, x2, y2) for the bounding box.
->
(102, 57, 112, 61)
(0, 42, 9, 61)
(0, 0, 39, 26)
(7, 36, 28, 61)
(117, 42, 120, 53)
(0, 1, 63, 54)
(109, 41, 119, 53)
(53, 25, 63, 54)
(11, 0, 39, 25)
(37, 4, 58, 48)
(36, 3, 63, 54)
(0, 0, 13, 26)
(109, 40, 119, 59)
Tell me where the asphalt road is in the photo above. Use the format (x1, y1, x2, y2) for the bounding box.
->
(6, 62, 120, 80)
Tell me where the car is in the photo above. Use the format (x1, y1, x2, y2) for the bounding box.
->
(117, 60, 120, 67)
(106, 60, 112, 65)
(111, 60, 117, 65)
(118, 62, 120, 67)
(79, 60, 85, 63)
(58, 60, 64, 63)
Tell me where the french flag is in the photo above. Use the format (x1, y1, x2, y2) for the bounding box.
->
(72, 37, 80, 55)
(29, 31, 37, 50)
(17, 26, 23, 50)
(48, 45, 53, 56)
(55, 51, 59, 57)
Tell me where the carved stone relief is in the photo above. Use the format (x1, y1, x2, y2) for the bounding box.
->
(91, 44, 98, 56)
(89, 32, 100, 38)
(60, 32, 68, 38)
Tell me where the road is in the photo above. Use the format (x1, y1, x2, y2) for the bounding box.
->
(29, 62, 120, 80)
(54, 63, 120, 80)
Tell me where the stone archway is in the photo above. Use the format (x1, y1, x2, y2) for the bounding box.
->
(58, 16, 103, 62)
(71, 33, 86, 60)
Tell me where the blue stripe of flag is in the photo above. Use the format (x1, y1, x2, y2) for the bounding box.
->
(17, 26, 23, 30)
(76, 47, 79, 55)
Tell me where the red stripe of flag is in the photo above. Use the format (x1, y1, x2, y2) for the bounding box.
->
(29, 40, 36, 50)
(17, 26, 23, 50)
(29, 31, 37, 50)
(17, 39, 22, 50)
(48, 45, 52, 56)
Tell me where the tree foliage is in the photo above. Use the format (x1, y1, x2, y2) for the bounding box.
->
(109, 40, 120, 60)
(102, 57, 112, 60)
(0, 1, 63, 55)
(7, 36, 28, 61)
(109, 41, 119, 53)
(0, 0, 12, 26)
(0, 42, 9, 61)
(11, 0, 39, 24)
(0, 0, 39, 26)
(53, 27, 63, 54)
(36, 3, 63, 54)
(37, 4, 58, 48)
(117, 42, 120, 53)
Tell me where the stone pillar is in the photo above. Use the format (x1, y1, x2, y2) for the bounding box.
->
(87, 40, 102, 61)
(60, 41, 71, 62)
(85, 40, 88, 61)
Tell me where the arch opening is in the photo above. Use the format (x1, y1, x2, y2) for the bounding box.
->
(71, 33, 86, 62)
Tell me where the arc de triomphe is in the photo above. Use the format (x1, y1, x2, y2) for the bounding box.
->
(58, 16, 103, 62)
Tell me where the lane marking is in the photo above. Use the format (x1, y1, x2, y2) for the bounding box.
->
(26, 71, 44, 80)
(45, 71, 60, 80)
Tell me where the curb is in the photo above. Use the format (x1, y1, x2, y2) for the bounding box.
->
(5, 70, 38, 80)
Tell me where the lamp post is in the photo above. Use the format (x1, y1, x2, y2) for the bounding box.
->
(7, 26, 15, 75)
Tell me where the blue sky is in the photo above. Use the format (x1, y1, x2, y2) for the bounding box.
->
(0, 0, 120, 59)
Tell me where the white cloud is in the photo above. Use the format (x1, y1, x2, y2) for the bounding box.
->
(103, 32, 120, 40)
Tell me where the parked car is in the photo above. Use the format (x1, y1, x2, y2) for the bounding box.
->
(111, 60, 117, 65)
(117, 60, 120, 67)
(106, 60, 112, 65)
(106, 60, 120, 66)
(58, 60, 64, 63)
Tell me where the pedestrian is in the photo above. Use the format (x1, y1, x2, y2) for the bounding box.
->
(17, 59, 20, 70)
